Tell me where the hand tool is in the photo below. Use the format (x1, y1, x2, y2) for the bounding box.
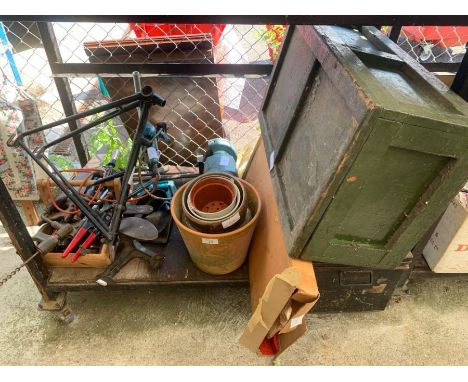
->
(69, 227, 100, 263)
(106, 149, 119, 171)
(127, 178, 156, 199)
(145, 210, 171, 233)
(142, 180, 176, 243)
(32, 219, 74, 255)
(61, 218, 95, 259)
(95, 217, 163, 286)
(123, 204, 154, 216)
(118, 217, 158, 241)
(65, 198, 114, 262)
(95, 238, 164, 286)
(40, 215, 74, 236)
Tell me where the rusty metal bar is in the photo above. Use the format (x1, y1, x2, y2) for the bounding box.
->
(1, 15, 468, 25)
(49, 62, 273, 77)
(0, 176, 57, 299)
(389, 25, 402, 43)
(37, 22, 88, 166)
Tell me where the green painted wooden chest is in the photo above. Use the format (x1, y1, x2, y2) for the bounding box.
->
(259, 25, 468, 269)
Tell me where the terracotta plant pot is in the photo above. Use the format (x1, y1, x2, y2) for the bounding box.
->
(172, 178, 261, 275)
(188, 175, 238, 219)
(182, 173, 248, 233)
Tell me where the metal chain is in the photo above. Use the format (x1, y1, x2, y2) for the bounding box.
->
(0, 250, 41, 287)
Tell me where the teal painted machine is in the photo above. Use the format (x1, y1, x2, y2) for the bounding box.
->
(203, 138, 238, 176)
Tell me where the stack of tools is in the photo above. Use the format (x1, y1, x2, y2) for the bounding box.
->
(37, 162, 178, 271)
(37, 153, 120, 265)
(8, 74, 190, 284)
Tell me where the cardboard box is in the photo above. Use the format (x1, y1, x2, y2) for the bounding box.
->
(423, 191, 468, 273)
(240, 138, 319, 356)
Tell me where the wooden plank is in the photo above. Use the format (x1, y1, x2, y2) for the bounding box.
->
(37, 179, 50, 205)
(244, 137, 298, 304)
(42, 244, 112, 268)
(20, 200, 40, 226)
(436, 73, 455, 88)
(244, 137, 318, 308)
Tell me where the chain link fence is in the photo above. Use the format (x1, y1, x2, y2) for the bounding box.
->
(1, 21, 281, 169)
(388, 25, 468, 64)
(1, 21, 466, 170)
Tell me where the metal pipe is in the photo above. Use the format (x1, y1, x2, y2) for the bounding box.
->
(108, 101, 151, 243)
(7, 92, 145, 147)
(133, 71, 142, 119)
(49, 62, 274, 77)
(0, 176, 54, 297)
(38, 22, 88, 166)
(40, 171, 195, 189)
(18, 141, 112, 239)
(389, 26, 402, 43)
(3, 15, 468, 26)
(35, 100, 140, 157)
(451, 46, 468, 101)
(133, 71, 142, 93)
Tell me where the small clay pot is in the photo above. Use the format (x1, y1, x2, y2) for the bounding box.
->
(182, 173, 248, 233)
(188, 176, 239, 220)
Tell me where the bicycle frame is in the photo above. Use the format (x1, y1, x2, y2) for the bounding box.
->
(7, 85, 166, 244)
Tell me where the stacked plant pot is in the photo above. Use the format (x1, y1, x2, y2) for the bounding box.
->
(171, 172, 261, 275)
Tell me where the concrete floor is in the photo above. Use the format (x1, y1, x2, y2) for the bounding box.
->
(1, 231, 468, 366)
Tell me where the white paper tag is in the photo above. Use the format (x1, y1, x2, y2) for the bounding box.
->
(269, 151, 275, 171)
(202, 238, 218, 245)
(290, 315, 304, 329)
(221, 212, 240, 229)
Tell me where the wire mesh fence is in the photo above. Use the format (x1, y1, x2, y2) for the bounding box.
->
(1, 21, 282, 169)
(53, 23, 273, 64)
(69, 74, 269, 167)
(1, 21, 466, 172)
(387, 25, 468, 64)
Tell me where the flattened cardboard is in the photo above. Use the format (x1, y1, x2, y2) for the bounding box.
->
(241, 137, 319, 356)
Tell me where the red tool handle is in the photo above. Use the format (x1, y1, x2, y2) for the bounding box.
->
(61, 226, 87, 258)
(259, 335, 279, 356)
(70, 232, 98, 263)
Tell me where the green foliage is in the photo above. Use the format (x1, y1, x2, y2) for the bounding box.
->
(48, 154, 74, 170)
(256, 25, 286, 61)
(88, 117, 132, 169)
(381, 26, 391, 34)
